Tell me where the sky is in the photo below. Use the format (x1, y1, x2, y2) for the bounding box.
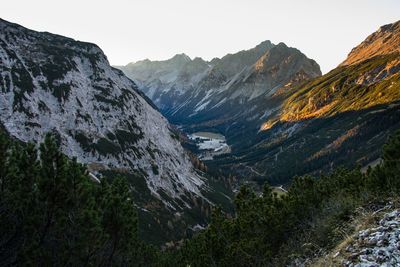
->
(1, 0, 399, 73)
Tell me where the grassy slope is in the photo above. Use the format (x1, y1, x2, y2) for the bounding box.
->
(279, 53, 400, 122)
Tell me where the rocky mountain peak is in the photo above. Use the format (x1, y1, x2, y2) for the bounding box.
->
(211, 40, 275, 77)
(253, 39, 274, 52)
(340, 20, 400, 66)
(169, 53, 191, 64)
(253, 43, 321, 80)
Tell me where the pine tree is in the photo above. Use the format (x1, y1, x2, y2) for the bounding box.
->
(100, 176, 139, 265)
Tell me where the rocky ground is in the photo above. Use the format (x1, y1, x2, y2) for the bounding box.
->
(305, 202, 400, 267)
(343, 209, 400, 266)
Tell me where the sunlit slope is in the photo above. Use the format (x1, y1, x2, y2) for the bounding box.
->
(211, 21, 400, 186)
(276, 54, 399, 124)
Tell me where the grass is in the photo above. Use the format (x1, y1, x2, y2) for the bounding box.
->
(309, 198, 400, 266)
(278, 53, 400, 123)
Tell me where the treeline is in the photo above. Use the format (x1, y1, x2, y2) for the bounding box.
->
(1, 130, 400, 266)
(0, 133, 157, 266)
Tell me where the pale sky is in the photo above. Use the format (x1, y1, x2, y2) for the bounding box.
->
(1, 0, 399, 73)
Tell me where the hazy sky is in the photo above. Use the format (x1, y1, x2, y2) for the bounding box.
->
(1, 0, 399, 73)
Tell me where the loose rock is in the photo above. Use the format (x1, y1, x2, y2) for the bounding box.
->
(345, 209, 400, 266)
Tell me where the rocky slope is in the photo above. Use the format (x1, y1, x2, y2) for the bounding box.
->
(308, 204, 400, 267)
(212, 20, 400, 186)
(275, 21, 400, 124)
(118, 41, 321, 142)
(344, 209, 400, 266)
(0, 18, 229, 243)
(340, 20, 400, 66)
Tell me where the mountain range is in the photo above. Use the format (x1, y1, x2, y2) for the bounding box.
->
(1, 16, 399, 248)
(1, 14, 399, 266)
(224, 20, 400, 185)
(118, 41, 321, 137)
(119, 20, 400, 187)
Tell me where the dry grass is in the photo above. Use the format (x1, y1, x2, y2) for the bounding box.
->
(309, 199, 400, 267)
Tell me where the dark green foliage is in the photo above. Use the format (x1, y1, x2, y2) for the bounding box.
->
(151, 164, 159, 175)
(367, 130, 400, 193)
(212, 101, 400, 186)
(2, 128, 400, 266)
(73, 132, 123, 156)
(94, 94, 120, 106)
(94, 137, 121, 156)
(73, 131, 93, 152)
(0, 133, 158, 266)
(115, 129, 144, 148)
(11, 66, 34, 113)
(162, 130, 400, 266)
(51, 83, 72, 102)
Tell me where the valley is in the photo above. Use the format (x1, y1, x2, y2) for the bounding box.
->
(0, 8, 399, 266)
(119, 20, 400, 188)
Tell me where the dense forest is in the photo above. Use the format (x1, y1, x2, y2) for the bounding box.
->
(1, 130, 400, 266)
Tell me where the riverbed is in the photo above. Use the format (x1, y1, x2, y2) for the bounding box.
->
(188, 131, 231, 160)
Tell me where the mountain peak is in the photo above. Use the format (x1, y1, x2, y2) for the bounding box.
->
(276, 42, 288, 48)
(126, 58, 151, 67)
(378, 20, 400, 33)
(340, 20, 400, 66)
(254, 40, 274, 50)
(171, 53, 191, 62)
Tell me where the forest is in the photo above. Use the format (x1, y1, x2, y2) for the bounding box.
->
(1, 130, 400, 266)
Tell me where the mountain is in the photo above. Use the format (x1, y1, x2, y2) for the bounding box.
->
(213, 20, 400, 185)
(117, 41, 321, 141)
(340, 20, 400, 66)
(0, 18, 231, 244)
(119, 20, 400, 188)
(118, 41, 274, 109)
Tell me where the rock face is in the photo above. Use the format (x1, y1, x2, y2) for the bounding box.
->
(0, 18, 204, 207)
(340, 20, 400, 66)
(344, 209, 400, 266)
(118, 41, 321, 137)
